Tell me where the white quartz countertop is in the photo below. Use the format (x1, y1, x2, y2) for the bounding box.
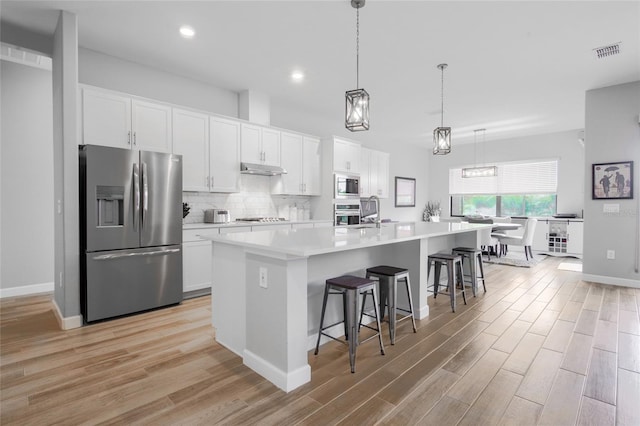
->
(199, 222, 490, 257)
(183, 219, 331, 230)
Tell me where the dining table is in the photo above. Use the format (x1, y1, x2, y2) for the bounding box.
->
(491, 223, 522, 232)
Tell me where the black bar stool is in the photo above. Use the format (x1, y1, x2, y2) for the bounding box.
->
(452, 247, 487, 297)
(314, 275, 385, 373)
(426, 253, 467, 312)
(365, 265, 417, 345)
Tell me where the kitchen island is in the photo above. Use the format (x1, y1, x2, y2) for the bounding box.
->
(200, 221, 489, 392)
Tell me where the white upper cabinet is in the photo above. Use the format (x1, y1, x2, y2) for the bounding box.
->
(261, 127, 281, 167)
(241, 123, 280, 167)
(360, 148, 389, 198)
(302, 136, 321, 195)
(240, 123, 262, 163)
(278, 132, 303, 194)
(172, 108, 209, 192)
(131, 100, 172, 153)
(82, 88, 131, 149)
(333, 138, 361, 173)
(210, 116, 240, 193)
(82, 86, 171, 153)
(372, 150, 390, 198)
(360, 147, 372, 196)
(273, 133, 321, 196)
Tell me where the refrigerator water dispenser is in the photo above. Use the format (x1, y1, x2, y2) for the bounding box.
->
(96, 185, 124, 227)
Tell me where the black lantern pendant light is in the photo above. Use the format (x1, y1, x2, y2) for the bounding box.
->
(433, 63, 451, 154)
(345, 0, 369, 132)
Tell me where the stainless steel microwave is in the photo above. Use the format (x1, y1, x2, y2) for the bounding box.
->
(335, 174, 360, 198)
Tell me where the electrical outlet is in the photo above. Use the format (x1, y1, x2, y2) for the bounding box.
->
(607, 250, 615, 260)
(259, 267, 268, 288)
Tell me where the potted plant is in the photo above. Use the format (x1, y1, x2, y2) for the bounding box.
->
(423, 201, 441, 222)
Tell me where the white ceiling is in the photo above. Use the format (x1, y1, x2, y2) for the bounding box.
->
(2, 1, 639, 147)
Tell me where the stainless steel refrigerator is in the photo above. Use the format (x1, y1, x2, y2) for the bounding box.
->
(79, 145, 183, 323)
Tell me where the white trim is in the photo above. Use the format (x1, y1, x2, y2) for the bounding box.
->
(0, 282, 53, 298)
(582, 274, 640, 289)
(52, 298, 83, 330)
(243, 349, 311, 393)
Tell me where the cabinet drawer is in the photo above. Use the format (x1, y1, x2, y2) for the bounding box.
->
(219, 226, 252, 234)
(292, 223, 314, 229)
(183, 228, 218, 242)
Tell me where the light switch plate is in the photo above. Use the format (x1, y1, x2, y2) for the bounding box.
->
(259, 267, 268, 288)
(603, 204, 620, 213)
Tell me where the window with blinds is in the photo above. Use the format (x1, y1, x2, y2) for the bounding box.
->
(449, 159, 558, 217)
(449, 159, 558, 195)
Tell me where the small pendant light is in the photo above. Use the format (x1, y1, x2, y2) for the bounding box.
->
(462, 128, 498, 177)
(433, 63, 451, 154)
(345, 0, 369, 132)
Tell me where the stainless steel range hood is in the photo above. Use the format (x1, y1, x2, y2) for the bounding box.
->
(240, 162, 287, 176)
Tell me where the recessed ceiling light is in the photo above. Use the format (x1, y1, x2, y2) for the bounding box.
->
(291, 70, 305, 82)
(179, 26, 195, 39)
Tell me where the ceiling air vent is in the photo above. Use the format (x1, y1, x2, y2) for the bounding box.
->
(593, 42, 621, 59)
(0, 42, 52, 70)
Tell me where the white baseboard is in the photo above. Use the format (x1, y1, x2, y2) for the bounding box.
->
(582, 274, 640, 289)
(243, 349, 311, 393)
(0, 282, 53, 298)
(52, 298, 83, 330)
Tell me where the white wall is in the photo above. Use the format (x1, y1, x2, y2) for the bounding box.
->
(583, 81, 640, 287)
(79, 48, 238, 118)
(427, 129, 586, 217)
(52, 11, 81, 324)
(0, 60, 54, 292)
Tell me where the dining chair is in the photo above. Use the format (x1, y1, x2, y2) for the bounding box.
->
(467, 217, 498, 259)
(491, 216, 512, 254)
(496, 218, 538, 260)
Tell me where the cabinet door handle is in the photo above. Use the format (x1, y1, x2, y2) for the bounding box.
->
(304, 183, 307, 192)
(346, 161, 350, 170)
(127, 131, 131, 145)
(133, 131, 137, 146)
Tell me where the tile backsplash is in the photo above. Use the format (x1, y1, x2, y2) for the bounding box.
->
(182, 175, 311, 223)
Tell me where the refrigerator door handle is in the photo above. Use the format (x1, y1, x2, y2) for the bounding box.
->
(92, 248, 181, 261)
(141, 162, 148, 230)
(133, 163, 140, 231)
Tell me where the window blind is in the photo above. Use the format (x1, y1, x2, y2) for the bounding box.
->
(449, 159, 558, 195)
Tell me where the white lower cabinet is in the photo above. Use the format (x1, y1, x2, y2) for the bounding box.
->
(314, 221, 333, 228)
(532, 219, 583, 257)
(182, 229, 217, 293)
(292, 223, 314, 229)
(219, 226, 252, 234)
(183, 240, 213, 293)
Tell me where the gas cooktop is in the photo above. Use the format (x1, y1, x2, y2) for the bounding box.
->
(235, 217, 287, 223)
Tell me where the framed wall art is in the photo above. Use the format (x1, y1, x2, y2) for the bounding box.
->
(592, 161, 633, 200)
(395, 176, 416, 207)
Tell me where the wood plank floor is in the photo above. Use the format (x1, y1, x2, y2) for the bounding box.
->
(2, 256, 639, 425)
